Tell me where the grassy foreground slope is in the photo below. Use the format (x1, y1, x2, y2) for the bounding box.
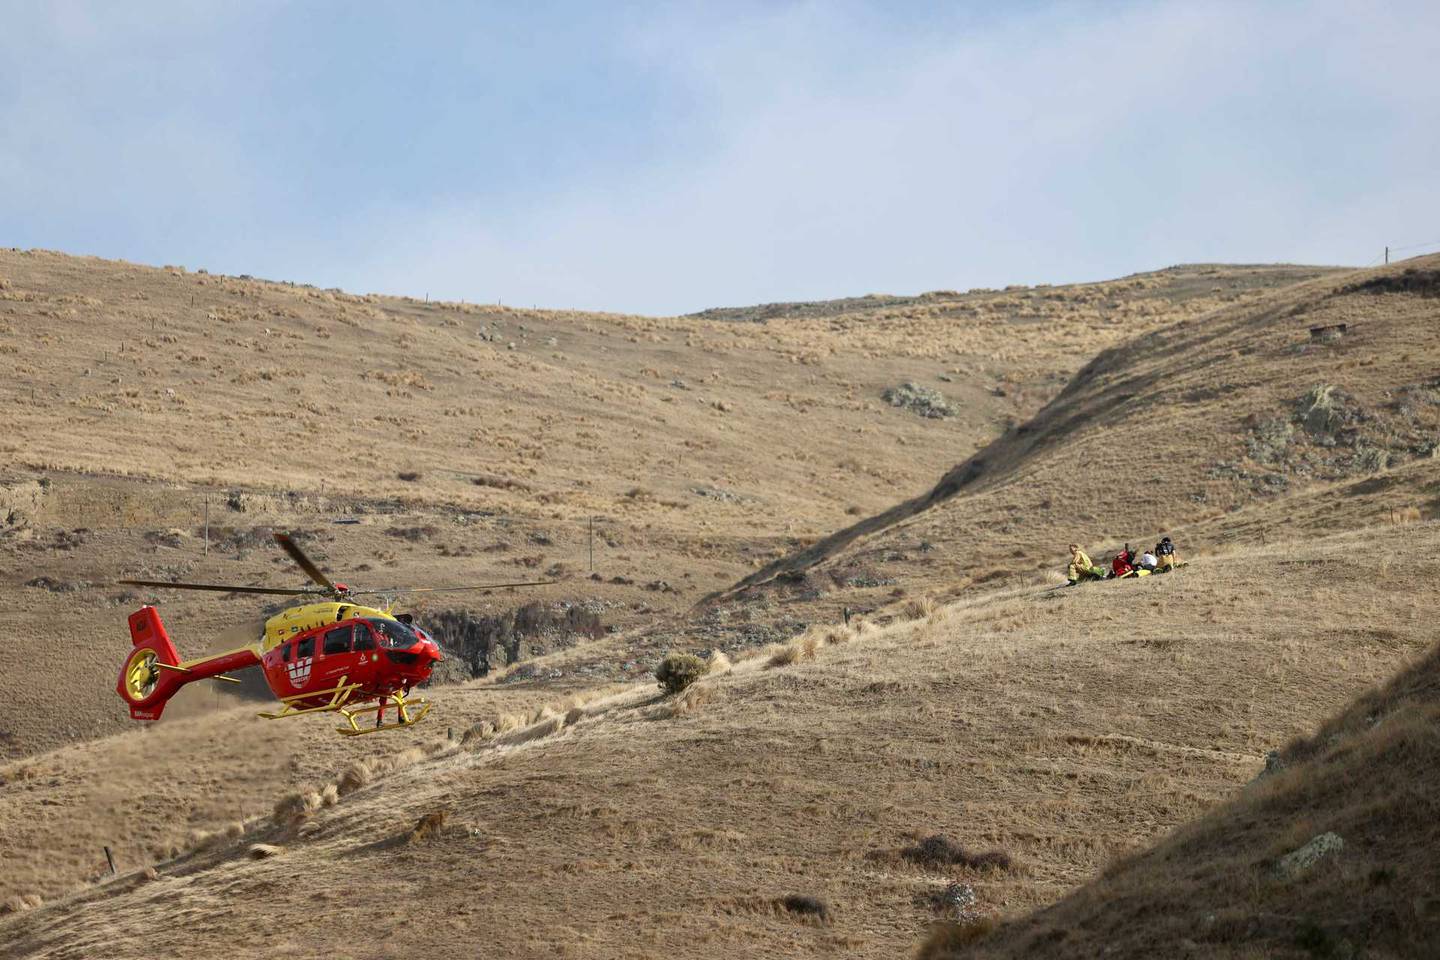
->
(2, 527, 1434, 958)
(941, 595, 1440, 959)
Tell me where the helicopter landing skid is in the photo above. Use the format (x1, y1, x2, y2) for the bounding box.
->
(256, 677, 363, 722)
(335, 691, 431, 736)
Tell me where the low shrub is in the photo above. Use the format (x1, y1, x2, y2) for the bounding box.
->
(655, 651, 708, 695)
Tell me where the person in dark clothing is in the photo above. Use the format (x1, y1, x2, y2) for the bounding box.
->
(1155, 536, 1180, 571)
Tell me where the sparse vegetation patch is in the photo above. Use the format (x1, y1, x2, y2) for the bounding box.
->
(882, 382, 955, 419)
(901, 834, 1015, 873)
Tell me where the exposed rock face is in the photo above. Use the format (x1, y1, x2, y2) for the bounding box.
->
(1273, 831, 1345, 881)
(422, 602, 604, 681)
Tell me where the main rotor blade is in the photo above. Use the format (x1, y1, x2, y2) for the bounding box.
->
(119, 579, 314, 597)
(350, 580, 556, 596)
(273, 532, 335, 591)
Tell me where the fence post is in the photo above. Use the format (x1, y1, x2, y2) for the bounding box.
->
(103, 845, 116, 875)
(588, 516, 594, 572)
(203, 495, 209, 556)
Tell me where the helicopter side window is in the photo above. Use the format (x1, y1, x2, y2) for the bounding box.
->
(297, 636, 315, 659)
(323, 625, 352, 656)
(353, 623, 376, 652)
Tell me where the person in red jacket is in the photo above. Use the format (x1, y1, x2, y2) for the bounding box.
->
(1111, 545, 1136, 579)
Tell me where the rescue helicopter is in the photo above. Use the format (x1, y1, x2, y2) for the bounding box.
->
(116, 532, 548, 735)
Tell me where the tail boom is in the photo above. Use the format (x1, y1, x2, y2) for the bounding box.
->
(117, 607, 260, 721)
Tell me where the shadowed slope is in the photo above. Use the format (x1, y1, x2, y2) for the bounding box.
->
(939, 634, 1440, 959)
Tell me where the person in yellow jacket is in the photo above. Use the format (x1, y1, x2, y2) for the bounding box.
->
(1067, 544, 1106, 585)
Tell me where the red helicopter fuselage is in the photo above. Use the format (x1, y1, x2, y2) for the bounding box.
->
(118, 603, 442, 733)
(259, 614, 443, 708)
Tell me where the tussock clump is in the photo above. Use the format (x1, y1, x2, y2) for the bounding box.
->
(529, 704, 560, 725)
(902, 596, 937, 621)
(0, 893, 43, 914)
(916, 917, 998, 957)
(768, 633, 819, 668)
(319, 783, 339, 807)
(777, 894, 830, 922)
(336, 747, 424, 797)
(494, 714, 565, 746)
(708, 649, 733, 674)
(247, 843, 284, 860)
(461, 720, 497, 745)
(184, 821, 246, 854)
(408, 810, 447, 844)
(273, 790, 322, 827)
(902, 834, 1015, 873)
(767, 642, 799, 667)
(656, 651, 708, 694)
(648, 681, 717, 720)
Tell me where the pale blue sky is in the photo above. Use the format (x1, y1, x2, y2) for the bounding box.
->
(3, 1, 1437, 314)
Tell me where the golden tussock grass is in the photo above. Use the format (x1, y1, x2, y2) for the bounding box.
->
(767, 633, 818, 667)
(900, 595, 936, 621)
(645, 681, 719, 720)
(0, 894, 43, 915)
(407, 810, 448, 844)
(336, 746, 425, 797)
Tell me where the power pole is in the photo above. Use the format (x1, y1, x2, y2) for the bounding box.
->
(588, 516, 595, 572)
(203, 495, 210, 556)
(1385, 246, 1389, 265)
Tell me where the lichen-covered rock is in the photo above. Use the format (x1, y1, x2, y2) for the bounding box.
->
(1273, 831, 1344, 880)
(882, 382, 955, 419)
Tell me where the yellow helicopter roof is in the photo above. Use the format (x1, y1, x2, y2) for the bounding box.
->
(262, 601, 395, 651)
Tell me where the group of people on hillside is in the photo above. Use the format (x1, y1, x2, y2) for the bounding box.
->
(1067, 537, 1180, 586)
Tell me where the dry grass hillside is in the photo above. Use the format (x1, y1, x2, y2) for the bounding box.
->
(1, 251, 1326, 520)
(715, 255, 1440, 614)
(13, 250, 1440, 958)
(2, 526, 1435, 958)
(0, 250, 1330, 760)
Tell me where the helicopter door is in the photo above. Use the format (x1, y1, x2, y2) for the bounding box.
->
(314, 624, 354, 686)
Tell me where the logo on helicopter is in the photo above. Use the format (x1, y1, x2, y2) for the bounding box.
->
(287, 655, 313, 688)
